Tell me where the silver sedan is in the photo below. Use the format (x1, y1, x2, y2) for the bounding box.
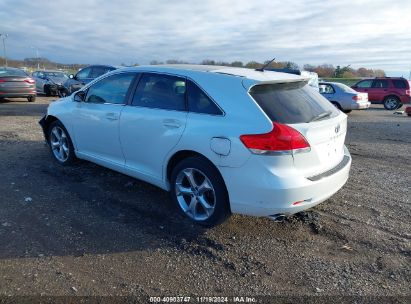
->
(319, 81, 370, 113)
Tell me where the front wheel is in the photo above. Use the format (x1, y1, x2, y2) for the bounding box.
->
(170, 156, 230, 227)
(383, 96, 400, 110)
(58, 87, 69, 98)
(47, 120, 76, 165)
(27, 96, 36, 102)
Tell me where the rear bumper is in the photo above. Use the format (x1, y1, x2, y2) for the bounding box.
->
(400, 95, 411, 104)
(0, 92, 36, 98)
(352, 101, 371, 110)
(220, 146, 351, 217)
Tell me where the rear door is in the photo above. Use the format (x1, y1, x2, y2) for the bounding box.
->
(370, 79, 389, 102)
(119, 73, 188, 183)
(72, 72, 136, 165)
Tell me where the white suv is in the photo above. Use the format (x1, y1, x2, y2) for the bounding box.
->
(39, 65, 351, 226)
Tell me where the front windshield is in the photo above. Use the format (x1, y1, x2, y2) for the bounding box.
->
(44, 72, 68, 78)
(334, 82, 357, 93)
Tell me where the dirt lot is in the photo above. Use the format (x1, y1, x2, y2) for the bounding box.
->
(0, 96, 410, 301)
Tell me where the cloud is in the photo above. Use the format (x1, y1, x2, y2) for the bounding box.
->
(0, 0, 410, 71)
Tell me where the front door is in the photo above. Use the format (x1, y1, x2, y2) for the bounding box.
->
(72, 72, 136, 165)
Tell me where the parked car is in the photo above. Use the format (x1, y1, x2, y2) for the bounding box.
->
(351, 77, 411, 110)
(32, 70, 68, 96)
(61, 64, 116, 96)
(39, 65, 351, 226)
(319, 81, 370, 113)
(0, 67, 36, 102)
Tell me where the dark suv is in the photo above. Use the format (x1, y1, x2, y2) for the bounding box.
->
(61, 65, 116, 96)
(351, 77, 411, 110)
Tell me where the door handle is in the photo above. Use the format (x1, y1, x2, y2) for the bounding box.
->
(163, 119, 181, 128)
(105, 112, 119, 121)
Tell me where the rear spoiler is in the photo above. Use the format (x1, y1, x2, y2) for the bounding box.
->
(242, 77, 310, 91)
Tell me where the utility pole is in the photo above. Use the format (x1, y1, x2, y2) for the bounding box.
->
(31, 46, 39, 69)
(0, 33, 8, 67)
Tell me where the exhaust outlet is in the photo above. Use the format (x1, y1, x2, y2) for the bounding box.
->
(268, 214, 287, 222)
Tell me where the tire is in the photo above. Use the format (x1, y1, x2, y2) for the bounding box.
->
(331, 102, 343, 111)
(27, 96, 36, 102)
(44, 85, 51, 96)
(396, 103, 403, 110)
(383, 96, 400, 110)
(343, 110, 352, 114)
(58, 87, 69, 98)
(47, 120, 76, 166)
(170, 156, 230, 227)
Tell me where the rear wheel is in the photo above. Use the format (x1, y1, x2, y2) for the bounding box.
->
(47, 120, 76, 165)
(331, 102, 343, 111)
(383, 96, 400, 110)
(170, 156, 230, 227)
(27, 96, 36, 102)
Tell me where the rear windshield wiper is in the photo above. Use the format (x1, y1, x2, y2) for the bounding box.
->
(308, 111, 332, 123)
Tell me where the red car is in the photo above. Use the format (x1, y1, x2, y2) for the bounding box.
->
(351, 77, 411, 110)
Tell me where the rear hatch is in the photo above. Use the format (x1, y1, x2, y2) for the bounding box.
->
(247, 80, 347, 177)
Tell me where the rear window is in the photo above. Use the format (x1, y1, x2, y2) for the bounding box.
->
(249, 81, 338, 124)
(334, 82, 358, 93)
(393, 79, 408, 89)
(0, 68, 28, 77)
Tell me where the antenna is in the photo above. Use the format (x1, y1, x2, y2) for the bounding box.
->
(255, 58, 275, 72)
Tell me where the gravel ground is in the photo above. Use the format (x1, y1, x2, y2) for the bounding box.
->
(0, 96, 410, 302)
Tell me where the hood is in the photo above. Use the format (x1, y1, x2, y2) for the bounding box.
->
(46, 76, 67, 85)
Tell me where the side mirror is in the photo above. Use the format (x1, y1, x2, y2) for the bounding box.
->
(69, 74, 75, 79)
(74, 91, 86, 102)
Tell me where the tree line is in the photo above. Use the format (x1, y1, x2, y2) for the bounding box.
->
(2, 56, 386, 78)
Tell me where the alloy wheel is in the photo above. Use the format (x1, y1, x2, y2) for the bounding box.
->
(175, 168, 216, 221)
(384, 97, 398, 110)
(50, 126, 70, 162)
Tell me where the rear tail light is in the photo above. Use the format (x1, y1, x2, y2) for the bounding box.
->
(240, 122, 310, 155)
(24, 78, 35, 84)
(0, 79, 5, 83)
(406, 89, 410, 96)
(352, 95, 361, 101)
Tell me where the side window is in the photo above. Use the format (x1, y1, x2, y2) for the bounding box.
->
(187, 81, 222, 115)
(76, 67, 92, 80)
(89, 66, 112, 78)
(85, 73, 135, 104)
(372, 80, 388, 88)
(393, 79, 407, 89)
(32, 72, 38, 77)
(132, 73, 186, 111)
(356, 80, 372, 88)
(321, 84, 335, 94)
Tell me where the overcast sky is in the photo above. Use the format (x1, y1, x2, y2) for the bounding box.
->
(0, 0, 410, 75)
